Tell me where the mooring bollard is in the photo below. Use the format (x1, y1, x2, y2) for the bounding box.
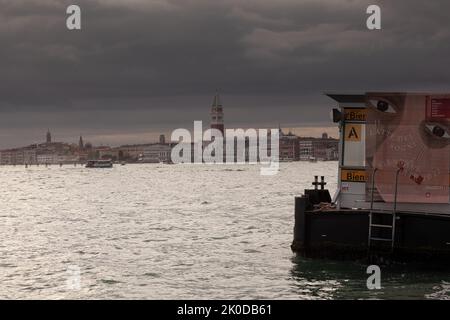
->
(312, 176, 327, 190)
(320, 176, 326, 190)
(306, 176, 331, 205)
(312, 176, 318, 190)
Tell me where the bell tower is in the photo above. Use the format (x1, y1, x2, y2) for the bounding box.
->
(210, 91, 224, 135)
(46, 129, 52, 143)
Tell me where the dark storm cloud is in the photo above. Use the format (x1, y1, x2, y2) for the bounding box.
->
(1, 0, 450, 147)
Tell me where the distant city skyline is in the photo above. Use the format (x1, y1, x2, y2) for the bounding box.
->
(0, 124, 339, 150)
(0, 118, 339, 165)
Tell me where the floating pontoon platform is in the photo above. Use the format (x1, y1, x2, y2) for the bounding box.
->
(291, 92, 450, 264)
(291, 192, 450, 264)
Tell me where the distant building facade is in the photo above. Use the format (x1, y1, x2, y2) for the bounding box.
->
(299, 133, 339, 161)
(279, 129, 300, 161)
(140, 144, 172, 163)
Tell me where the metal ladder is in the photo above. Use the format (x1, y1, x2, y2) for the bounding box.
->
(368, 167, 402, 252)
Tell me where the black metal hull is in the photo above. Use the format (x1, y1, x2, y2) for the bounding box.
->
(292, 196, 450, 264)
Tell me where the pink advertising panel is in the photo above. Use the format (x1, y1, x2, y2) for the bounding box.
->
(365, 93, 450, 204)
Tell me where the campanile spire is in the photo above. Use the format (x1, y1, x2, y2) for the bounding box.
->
(46, 129, 52, 143)
(210, 91, 224, 135)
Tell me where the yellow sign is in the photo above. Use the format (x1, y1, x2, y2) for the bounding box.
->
(344, 108, 367, 122)
(345, 124, 361, 141)
(341, 170, 450, 185)
(341, 169, 367, 183)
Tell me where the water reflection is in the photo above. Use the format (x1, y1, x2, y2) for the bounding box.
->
(290, 255, 450, 300)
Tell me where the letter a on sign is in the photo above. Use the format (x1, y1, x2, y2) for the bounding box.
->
(345, 124, 361, 142)
(366, 5, 381, 30)
(66, 5, 81, 30)
(349, 127, 358, 139)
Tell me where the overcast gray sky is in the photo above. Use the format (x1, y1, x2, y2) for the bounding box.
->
(1, 0, 450, 148)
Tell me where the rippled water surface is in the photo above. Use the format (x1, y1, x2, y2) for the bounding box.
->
(0, 162, 449, 299)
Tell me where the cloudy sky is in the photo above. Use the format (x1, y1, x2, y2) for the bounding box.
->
(1, 0, 450, 148)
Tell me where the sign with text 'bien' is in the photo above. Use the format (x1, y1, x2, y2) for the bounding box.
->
(341, 169, 367, 183)
(344, 108, 367, 122)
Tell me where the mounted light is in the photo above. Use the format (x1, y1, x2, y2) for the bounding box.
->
(331, 108, 342, 123)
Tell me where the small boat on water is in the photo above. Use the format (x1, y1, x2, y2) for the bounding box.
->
(85, 159, 113, 168)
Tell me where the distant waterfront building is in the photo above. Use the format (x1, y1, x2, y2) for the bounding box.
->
(312, 134, 339, 160)
(269, 128, 339, 162)
(46, 129, 52, 143)
(159, 134, 166, 144)
(299, 139, 313, 160)
(0, 145, 38, 165)
(111, 139, 172, 163)
(0, 150, 16, 165)
(79, 135, 84, 149)
(140, 143, 171, 163)
(96, 147, 118, 160)
(210, 91, 224, 135)
(299, 134, 339, 161)
(116, 145, 145, 160)
(37, 153, 55, 164)
(23, 148, 37, 164)
(279, 129, 300, 161)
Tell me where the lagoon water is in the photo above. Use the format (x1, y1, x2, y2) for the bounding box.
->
(0, 162, 449, 299)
